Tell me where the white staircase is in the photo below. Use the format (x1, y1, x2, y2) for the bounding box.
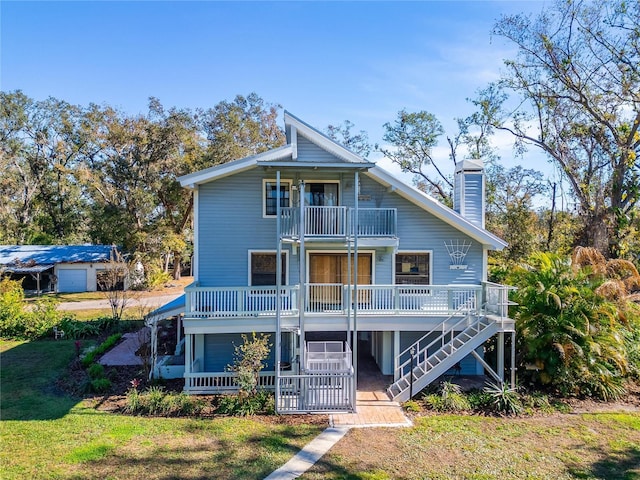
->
(387, 314, 499, 402)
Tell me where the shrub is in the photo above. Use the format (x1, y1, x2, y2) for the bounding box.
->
(58, 318, 101, 339)
(81, 333, 122, 367)
(0, 278, 64, 339)
(509, 250, 639, 400)
(146, 268, 172, 289)
(466, 389, 493, 410)
(403, 400, 421, 412)
(423, 381, 471, 412)
(87, 363, 105, 379)
(228, 333, 272, 398)
(144, 386, 167, 415)
(90, 378, 111, 393)
(484, 381, 522, 415)
(123, 386, 206, 416)
(216, 391, 275, 416)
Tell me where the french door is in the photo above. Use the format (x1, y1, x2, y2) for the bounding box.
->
(308, 253, 372, 308)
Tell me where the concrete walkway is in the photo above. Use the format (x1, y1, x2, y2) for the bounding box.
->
(265, 391, 410, 480)
(264, 427, 350, 480)
(265, 347, 411, 479)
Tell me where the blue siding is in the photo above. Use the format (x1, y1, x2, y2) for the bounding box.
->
(463, 174, 484, 228)
(197, 167, 482, 287)
(297, 135, 343, 163)
(204, 332, 276, 372)
(198, 170, 294, 286)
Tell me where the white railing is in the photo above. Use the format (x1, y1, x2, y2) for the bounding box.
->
(482, 281, 516, 319)
(184, 371, 276, 392)
(350, 208, 397, 236)
(280, 206, 396, 238)
(306, 284, 481, 315)
(185, 285, 299, 318)
(184, 284, 485, 318)
(394, 313, 482, 380)
(305, 341, 353, 373)
(277, 373, 354, 413)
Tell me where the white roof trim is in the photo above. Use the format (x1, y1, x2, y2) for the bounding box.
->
(178, 145, 293, 188)
(284, 111, 370, 164)
(365, 166, 507, 250)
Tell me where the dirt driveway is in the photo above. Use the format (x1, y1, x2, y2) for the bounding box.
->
(57, 293, 183, 311)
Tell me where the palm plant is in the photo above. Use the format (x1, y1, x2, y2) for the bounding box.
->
(509, 250, 637, 400)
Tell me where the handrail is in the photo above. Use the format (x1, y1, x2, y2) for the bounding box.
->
(395, 311, 479, 379)
(396, 301, 475, 361)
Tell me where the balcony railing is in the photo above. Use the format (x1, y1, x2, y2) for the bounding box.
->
(185, 285, 299, 318)
(280, 206, 396, 238)
(184, 283, 490, 318)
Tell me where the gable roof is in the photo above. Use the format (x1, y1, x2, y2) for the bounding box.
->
(179, 112, 374, 188)
(178, 112, 506, 250)
(366, 167, 507, 250)
(0, 245, 118, 269)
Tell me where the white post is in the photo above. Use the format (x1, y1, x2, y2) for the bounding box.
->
(511, 331, 516, 389)
(275, 171, 282, 410)
(353, 171, 359, 410)
(184, 333, 192, 390)
(497, 331, 505, 384)
(298, 181, 306, 371)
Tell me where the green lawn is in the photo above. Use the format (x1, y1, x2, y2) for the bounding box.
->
(303, 414, 640, 479)
(3, 339, 640, 479)
(0, 340, 324, 479)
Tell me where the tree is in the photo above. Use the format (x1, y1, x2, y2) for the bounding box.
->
(198, 93, 285, 166)
(0, 91, 94, 244)
(325, 120, 372, 157)
(97, 249, 132, 321)
(510, 249, 637, 400)
(486, 164, 548, 262)
(377, 110, 452, 202)
(487, 0, 640, 257)
(228, 333, 272, 398)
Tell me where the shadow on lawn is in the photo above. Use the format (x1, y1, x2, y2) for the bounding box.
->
(1, 339, 81, 420)
(63, 422, 320, 480)
(573, 444, 640, 479)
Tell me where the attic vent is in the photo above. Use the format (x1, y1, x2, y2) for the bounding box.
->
(444, 240, 471, 270)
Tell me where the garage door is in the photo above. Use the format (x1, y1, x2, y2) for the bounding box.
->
(58, 269, 87, 293)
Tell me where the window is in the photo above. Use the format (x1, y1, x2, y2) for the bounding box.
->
(304, 182, 339, 206)
(395, 253, 431, 285)
(264, 180, 291, 217)
(250, 252, 287, 286)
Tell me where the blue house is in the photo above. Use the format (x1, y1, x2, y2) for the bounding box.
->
(152, 112, 515, 413)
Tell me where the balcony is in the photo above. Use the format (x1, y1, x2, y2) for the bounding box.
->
(280, 206, 397, 239)
(183, 283, 512, 319)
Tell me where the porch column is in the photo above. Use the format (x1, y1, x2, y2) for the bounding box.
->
(184, 333, 192, 391)
(149, 320, 158, 380)
(393, 331, 400, 381)
(298, 180, 306, 370)
(175, 315, 183, 355)
(275, 171, 282, 405)
(511, 331, 516, 389)
(353, 170, 359, 406)
(497, 331, 505, 383)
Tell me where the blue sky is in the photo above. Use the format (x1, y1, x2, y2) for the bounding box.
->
(1, 1, 553, 186)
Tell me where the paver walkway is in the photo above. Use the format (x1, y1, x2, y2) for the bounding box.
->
(99, 328, 149, 366)
(331, 389, 411, 427)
